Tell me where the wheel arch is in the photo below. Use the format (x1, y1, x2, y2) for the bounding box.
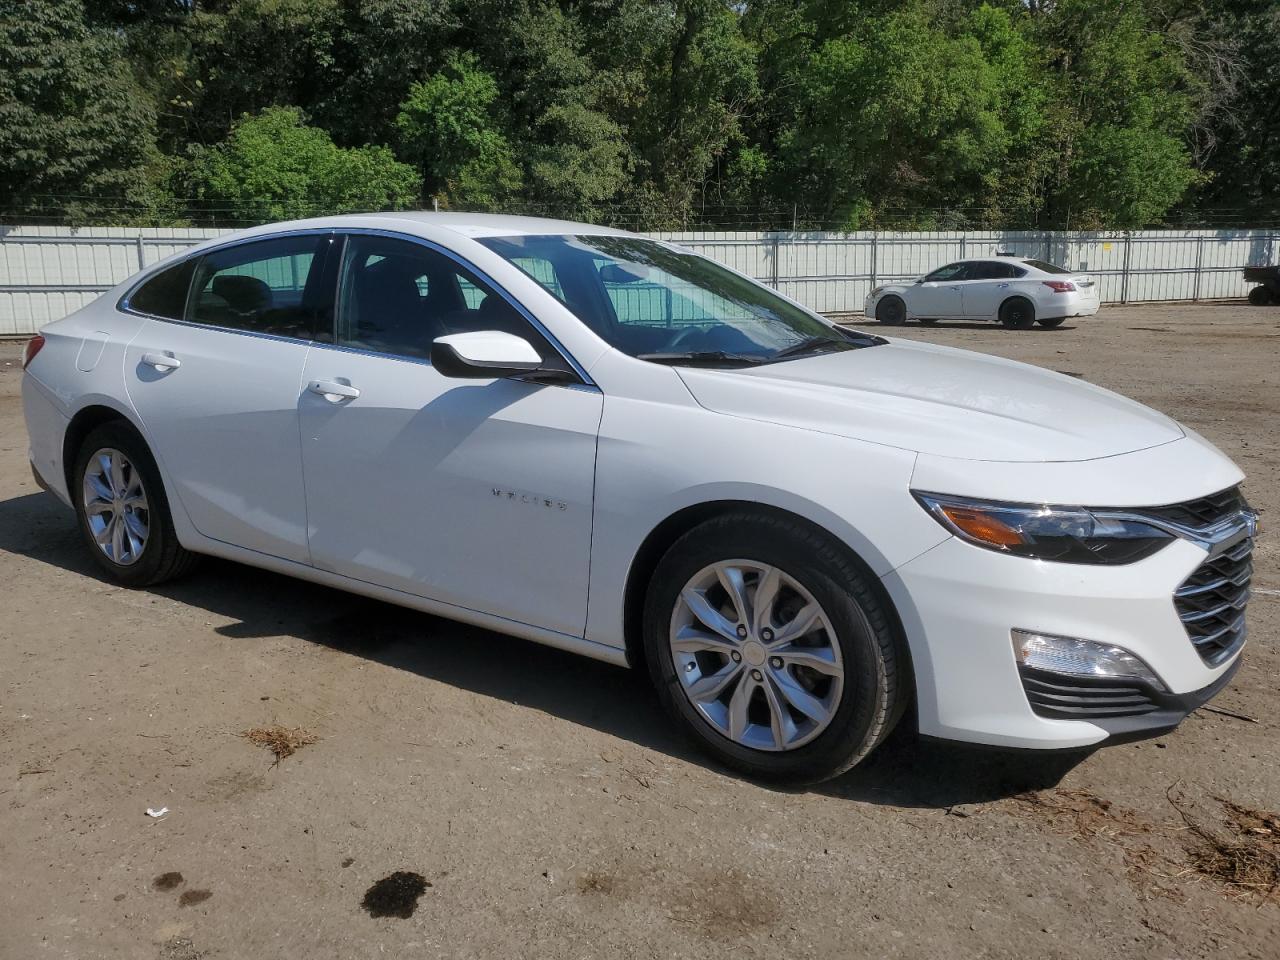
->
(62, 402, 142, 494)
(620, 500, 913, 690)
(999, 293, 1036, 319)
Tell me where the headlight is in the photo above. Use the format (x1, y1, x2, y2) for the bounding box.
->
(913, 491, 1173, 564)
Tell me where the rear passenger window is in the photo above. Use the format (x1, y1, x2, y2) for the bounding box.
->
(969, 262, 1020, 280)
(127, 259, 196, 319)
(188, 235, 330, 339)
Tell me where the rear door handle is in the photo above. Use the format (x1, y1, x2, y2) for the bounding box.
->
(308, 380, 361, 403)
(142, 352, 181, 371)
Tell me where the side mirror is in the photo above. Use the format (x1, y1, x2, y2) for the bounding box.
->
(913, 277, 925, 285)
(431, 330, 548, 379)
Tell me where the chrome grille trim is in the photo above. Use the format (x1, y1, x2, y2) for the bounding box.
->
(1163, 487, 1255, 668)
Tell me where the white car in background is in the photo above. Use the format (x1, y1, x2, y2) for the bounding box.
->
(21, 214, 1252, 784)
(865, 257, 1101, 328)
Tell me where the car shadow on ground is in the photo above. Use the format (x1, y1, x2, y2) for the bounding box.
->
(909, 321, 1078, 332)
(0, 489, 1087, 808)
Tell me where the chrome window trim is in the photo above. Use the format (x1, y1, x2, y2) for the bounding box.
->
(331, 227, 595, 387)
(303, 337, 601, 394)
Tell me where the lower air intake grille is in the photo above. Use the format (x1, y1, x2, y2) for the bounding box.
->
(1019, 668, 1159, 720)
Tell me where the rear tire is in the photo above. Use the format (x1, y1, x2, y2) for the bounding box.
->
(72, 421, 197, 587)
(643, 513, 906, 784)
(875, 295, 907, 326)
(1036, 316, 1066, 328)
(1248, 285, 1273, 306)
(999, 297, 1035, 329)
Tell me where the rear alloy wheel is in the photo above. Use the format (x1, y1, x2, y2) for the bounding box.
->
(875, 295, 907, 325)
(644, 513, 906, 784)
(999, 297, 1035, 329)
(1036, 316, 1067, 328)
(73, 421, 197, 587)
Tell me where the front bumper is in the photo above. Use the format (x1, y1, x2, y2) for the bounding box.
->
(881, 534, 1244, 750)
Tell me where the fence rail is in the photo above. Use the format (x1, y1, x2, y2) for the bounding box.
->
(2, 225, 1276, 336)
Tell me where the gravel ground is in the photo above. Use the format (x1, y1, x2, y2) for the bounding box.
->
(1, 302, 1277, 959)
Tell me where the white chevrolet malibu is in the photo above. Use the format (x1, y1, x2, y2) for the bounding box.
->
(21, 214, 1255, 783)
(864, 257, 1101, 327)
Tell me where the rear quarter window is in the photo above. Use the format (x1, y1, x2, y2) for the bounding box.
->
(126, 259, 196, 319)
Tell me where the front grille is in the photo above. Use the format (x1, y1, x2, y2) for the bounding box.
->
(1019, 668, 1159, 720)
(1136, 486, 1250, 528)
(1176, 537, 1252, 666)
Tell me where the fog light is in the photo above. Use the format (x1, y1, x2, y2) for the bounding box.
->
(1011, 629, 1165, 690)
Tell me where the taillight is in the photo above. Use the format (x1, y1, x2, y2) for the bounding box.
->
(20, 335, 45, 369)
(1042, 280, 1076, 293)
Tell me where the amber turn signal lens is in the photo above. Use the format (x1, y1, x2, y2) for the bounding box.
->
(937, 505, 1026, 548)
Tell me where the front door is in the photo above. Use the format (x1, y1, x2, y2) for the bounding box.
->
(910, 262, 971, 318)
(123, 232, 335, 563)
(297, 233, 602, 637)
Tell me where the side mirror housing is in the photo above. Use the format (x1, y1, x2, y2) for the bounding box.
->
(431, 330, 554, 380)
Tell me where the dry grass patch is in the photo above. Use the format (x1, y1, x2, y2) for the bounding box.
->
(241, 725, 318, 763)
(1171, 790, 1280, 904)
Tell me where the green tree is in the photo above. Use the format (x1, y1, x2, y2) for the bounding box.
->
(776, 3, 1039, 228)
(184, 106, 420, 223)
(395, 52, 522, 209)
(1033, 0, 1201, 227)
(0, 0, 159, 221)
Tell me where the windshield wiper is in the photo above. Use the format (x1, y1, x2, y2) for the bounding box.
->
(636, 351, 764, 367)
(770, 336, 852, 361)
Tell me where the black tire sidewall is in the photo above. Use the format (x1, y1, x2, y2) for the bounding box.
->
(1000, 297, 1035, 328)
(642, 516, 897, 783)
(876, 296, 906, 325)
(72, 421, 182, 587)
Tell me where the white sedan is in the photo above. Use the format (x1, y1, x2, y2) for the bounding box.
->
(865, 257, 1101, 328)
(21, 214, 1253, 783)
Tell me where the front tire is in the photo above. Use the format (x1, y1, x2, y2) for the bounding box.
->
(875, 295, 907, 326)
(73, 421, 197, 587)
(999, 297, 1035, 329)
(643, 513, 906, 784)
(1248, 285, 1273, 306)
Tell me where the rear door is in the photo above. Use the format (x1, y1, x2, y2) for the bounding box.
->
(123, 232, 335, 563)
(962, 261, 1023, 318)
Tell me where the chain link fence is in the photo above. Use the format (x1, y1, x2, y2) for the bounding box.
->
(2, 225, 1276, 336)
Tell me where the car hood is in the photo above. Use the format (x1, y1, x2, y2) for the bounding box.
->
(675, 339, 1185, 463)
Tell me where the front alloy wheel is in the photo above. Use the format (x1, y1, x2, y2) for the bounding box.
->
(670, 560, 844, 751)
(644, 513, 906, 784)
(82, 448, 150, 565)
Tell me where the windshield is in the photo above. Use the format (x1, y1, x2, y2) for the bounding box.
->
(476, 234, 881, 365)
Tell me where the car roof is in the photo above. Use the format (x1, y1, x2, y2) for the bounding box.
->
(309, 211, 632, 239)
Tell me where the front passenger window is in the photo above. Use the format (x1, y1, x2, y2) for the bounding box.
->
(335, 234, 548, 361)
(188, 235, 330, 339)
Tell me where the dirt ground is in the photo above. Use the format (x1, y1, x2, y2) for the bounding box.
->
(1, 302, 1278, 959)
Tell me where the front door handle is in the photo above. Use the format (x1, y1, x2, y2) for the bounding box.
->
(308, 380, 361, 403)
(142, 352, 181, 371)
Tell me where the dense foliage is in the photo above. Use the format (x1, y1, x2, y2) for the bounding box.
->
(0, 0, 1272, 228)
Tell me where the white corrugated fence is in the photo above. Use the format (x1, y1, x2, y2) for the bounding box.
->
(2, 225, 1276, 336)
